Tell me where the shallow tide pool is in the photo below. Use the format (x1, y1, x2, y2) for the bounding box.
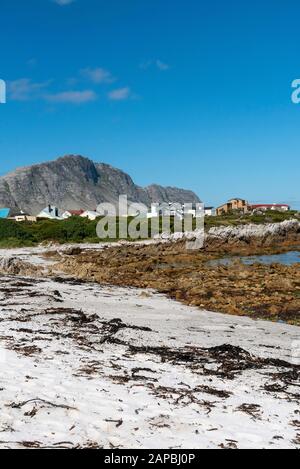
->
(208, 251, 300, 267)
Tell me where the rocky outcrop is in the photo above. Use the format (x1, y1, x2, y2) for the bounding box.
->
(0, 257, 41, 276)
(0, 155, 201, 214)
(54, 236, 300, 326)
(206, 220, 300, 251)
(154, 220, 300, 252)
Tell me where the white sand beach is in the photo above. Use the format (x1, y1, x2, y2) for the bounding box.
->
(0, 247, 299, 449)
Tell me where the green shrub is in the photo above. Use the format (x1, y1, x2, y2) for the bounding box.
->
(0, 219, 34, 243)
(0, 210, 298, 247)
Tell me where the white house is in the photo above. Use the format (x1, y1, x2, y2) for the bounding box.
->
(80, 210, 100, 221)
(147, 202, 206, 219)
(37, 205, 63, 220)
(147, 203, 184, 219)
(13, 211, 37, 222)
(249, 204, 290, 212)
(147, 204, 160, 219)
(204, 206, 215, 216)
(184, 203, 205, 218)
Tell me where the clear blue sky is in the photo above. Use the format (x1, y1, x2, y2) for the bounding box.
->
(0, 0, 299, 208)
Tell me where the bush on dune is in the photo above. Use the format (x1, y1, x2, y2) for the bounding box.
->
(0, 219, 35, 246)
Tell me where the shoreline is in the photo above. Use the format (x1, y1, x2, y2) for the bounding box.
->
(0, 220, 299, 326)
(55, 246, 300, 326)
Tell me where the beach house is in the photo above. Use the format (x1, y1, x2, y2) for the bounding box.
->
(62, 210, 85, 219)
(216, 198, 249, 216)
(37, 205, 63, 220)
(249, 204, 291, 212)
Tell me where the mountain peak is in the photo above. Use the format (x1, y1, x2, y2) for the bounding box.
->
(0, 155, 201, 214)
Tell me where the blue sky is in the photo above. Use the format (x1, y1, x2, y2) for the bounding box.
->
(0, 0, 299, 208)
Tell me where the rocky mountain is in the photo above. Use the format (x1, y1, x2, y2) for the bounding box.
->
(0, 155, 201, 214)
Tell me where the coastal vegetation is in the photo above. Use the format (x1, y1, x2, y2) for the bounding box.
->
(0, 217, 100, 247)
(0, 210, 299, 248)
(204, 210, 299, 229)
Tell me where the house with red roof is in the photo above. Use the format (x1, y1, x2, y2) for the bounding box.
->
(249, 204, 290, 212)
(62, 209, 85, 219)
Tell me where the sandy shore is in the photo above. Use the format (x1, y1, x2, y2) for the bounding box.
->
(54, 241, 300, 325)
(0, 244, 299, 448)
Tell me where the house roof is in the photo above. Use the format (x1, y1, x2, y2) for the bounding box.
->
(66, 210, 84, 216)
(40, 205, 58, 213)
(81, 210, 99, 215)
(250, 204, 290, 209)
(216, 198, 248, 209)
(37, 206, 63, 219)
(14, 211, 30, 217)
(216, 202, 231, 209)
(0, 208, 10, 218)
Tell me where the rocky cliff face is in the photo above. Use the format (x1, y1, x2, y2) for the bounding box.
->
(0, 155, 201, 214)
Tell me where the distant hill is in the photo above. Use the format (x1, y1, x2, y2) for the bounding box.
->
(0, 155, 201, 214)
